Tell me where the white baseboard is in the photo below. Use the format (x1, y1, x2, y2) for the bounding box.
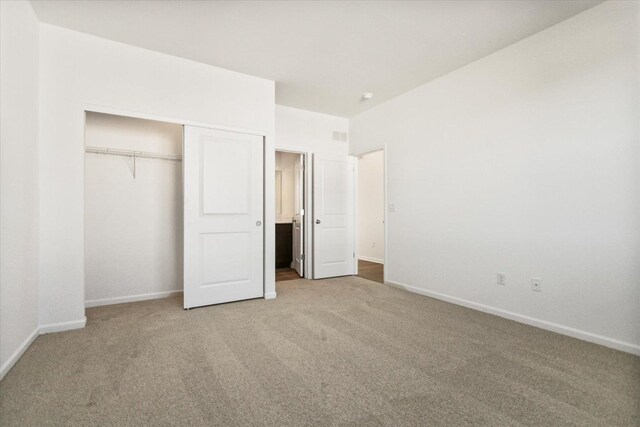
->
(385, 279, 640, 355)
(0, 326, 39, 381)
(39, 317, 87, 334)
(358, 256, 384, 264)
(85, 290, 183, 308)
(264, 292, 277, 300)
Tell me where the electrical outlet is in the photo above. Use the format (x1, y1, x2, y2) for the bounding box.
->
(497, 272, 506, 286)
(371, 242, 376, 248)
(388, 203, 395, 213)
(531, 278, 542, 292)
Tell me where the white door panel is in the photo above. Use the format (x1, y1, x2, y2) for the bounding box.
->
(184, 126, 263, 309)
(201, 140, 251, 214)
(313, 154, 355, 279)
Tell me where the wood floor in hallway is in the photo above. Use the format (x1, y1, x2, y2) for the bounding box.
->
(276, 267, 301, 282)
(358, 259, 384, 283)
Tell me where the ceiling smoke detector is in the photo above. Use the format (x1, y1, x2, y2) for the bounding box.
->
(361, 92, 374, 101)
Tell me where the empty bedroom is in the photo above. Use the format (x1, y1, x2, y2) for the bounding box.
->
(1, 0, 638, 425)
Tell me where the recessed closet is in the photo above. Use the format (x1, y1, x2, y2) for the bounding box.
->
(84, 112, 183, 307)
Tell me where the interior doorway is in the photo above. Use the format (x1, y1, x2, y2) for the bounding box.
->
(275, 150, 306, 282)
(356, 149, 385, 284)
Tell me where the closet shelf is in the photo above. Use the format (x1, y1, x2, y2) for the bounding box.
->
(85, 146, 182, 161)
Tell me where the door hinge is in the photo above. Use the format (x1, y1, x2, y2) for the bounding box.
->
(301, 254, 305, 261)
(353, 252, 355, 258)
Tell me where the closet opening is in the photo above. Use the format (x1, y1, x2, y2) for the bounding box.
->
(275, 150, 306, 282)
(84, 112, 184, 308)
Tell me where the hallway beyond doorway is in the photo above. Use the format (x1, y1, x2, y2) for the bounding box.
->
(276, 268, 301, 282)
(358, 259, 383, 283)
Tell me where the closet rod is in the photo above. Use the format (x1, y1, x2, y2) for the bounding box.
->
(85, 146, 182, 161)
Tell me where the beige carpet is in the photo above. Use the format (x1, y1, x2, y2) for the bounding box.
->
(1, 277, 638, 426)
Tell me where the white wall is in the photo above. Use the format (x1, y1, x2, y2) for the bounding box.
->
(275, 151, 298, 222)
(275, 105, 350, 278)
(357, 150, 384, 263)
(84, 113, 183, 307)
(39, 24, 275, 327)
(350, 1, 640, 353)
(0, 0, 40, 379)
(275, 105, 349, 155)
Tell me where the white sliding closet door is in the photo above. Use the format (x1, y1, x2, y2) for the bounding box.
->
(313, 153, 356, 279)
(183, 126, 264, 309)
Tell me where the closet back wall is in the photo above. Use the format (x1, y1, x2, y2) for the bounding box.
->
(84, 113, 183, 306)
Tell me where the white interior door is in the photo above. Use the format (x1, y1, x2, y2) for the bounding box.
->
(313, 153, 355, 279)
(292, 154, 304, 277)
(183, 126, 263, 309)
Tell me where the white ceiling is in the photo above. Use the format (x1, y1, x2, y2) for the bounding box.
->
(30, 0, 601, 117)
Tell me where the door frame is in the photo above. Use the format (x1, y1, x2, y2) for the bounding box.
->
(355, 145, 388, 283)
(275, 149, 311, 279)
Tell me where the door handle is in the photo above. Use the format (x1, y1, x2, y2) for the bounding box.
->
(315, 219, 321, 224)
(256, 221, 262, 226)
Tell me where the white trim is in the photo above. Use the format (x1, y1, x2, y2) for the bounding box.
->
(382, 144, 387, 283)
(264, 292, 277, 300)
(39, 317, 87, 334)
(353, 156, 358, 276)
(385, 279, 640, 355)
(0, 326, 39, 381)
(358, 256, 384, 264)
(83, 104, 267, 138)
(276, 148, 312, 279)
(85, 290, 183, 308)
